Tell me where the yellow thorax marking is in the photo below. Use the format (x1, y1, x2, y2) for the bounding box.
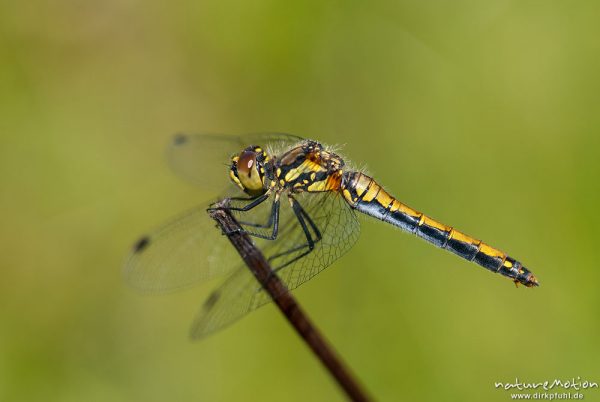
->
(284, 160, 323, 182)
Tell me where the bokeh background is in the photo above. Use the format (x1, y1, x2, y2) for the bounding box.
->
(2, 1, 599, 401)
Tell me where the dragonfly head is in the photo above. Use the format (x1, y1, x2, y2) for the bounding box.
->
(230, 145, 270, 197)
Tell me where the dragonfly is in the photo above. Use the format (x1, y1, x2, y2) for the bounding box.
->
(124, 133, 539, 338)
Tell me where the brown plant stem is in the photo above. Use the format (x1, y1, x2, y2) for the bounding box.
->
(209, 201, 371, 402)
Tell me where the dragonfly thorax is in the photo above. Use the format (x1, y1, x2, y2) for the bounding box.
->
(229, 145, 271, 197)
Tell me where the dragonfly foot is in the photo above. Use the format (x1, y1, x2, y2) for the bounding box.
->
(221, 227, 244, 236)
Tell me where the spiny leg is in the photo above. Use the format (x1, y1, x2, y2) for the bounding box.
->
(218, 192, 275, 229)
(212, 193, 278, 229)
(241, 195, 280, 240)
(268, 195, 322, 273)
(298, 198, 322, 241)
(207, 192, 270, 213)
(235, 196, 277, 229)
(214, 193, 281, 240)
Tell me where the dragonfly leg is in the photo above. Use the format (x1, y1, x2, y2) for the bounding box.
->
(207, 192, 270, 213)
(207, 196, 254, 209)
(208, 192, 281, 238)
(234, 195, 277, 229)
(206, 192, 271, 235)
(237, 210, 276, 228)
(215, 194, 281, 241)
(267, 195, 323, 273)
(240, 197, 280, 240)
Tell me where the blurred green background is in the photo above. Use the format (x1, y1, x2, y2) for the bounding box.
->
(2, 1, 599, 401)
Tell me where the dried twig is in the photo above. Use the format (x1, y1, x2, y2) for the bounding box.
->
(209, 201, 371, 402)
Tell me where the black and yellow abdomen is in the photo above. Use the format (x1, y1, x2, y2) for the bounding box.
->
(341, 172, 538, 287)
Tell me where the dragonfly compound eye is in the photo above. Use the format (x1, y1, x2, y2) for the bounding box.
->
(230, 149, 266, 196)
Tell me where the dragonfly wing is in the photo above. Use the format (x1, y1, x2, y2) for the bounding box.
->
(125, 131, 305, 292)
(123, 201, 243, 293)
(265, 192, 360, 292)
(167, 132, 304, 189)
(190, 191, 360, 338)
(189, 264, 264, 337)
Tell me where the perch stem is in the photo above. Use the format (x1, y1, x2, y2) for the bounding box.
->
(209, 201, 371, 402)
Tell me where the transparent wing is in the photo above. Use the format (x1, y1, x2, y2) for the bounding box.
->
(190, 192, 360, 338)
(123, 200, 243, 293)
(167, 132, 304, 189)
(125, 132, 304, 292)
